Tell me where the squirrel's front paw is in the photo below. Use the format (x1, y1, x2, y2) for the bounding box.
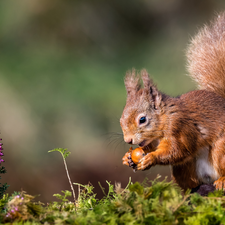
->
(122, 152, 135, 167)
(122, 151, 137, 171)
(122, 152, 131, 166)
(214, 177, 225, 190)
(137, 153, 155, 171)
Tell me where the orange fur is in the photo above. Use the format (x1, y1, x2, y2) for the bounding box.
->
(120, 13, 225, 190)
(187, 12, 225, 99)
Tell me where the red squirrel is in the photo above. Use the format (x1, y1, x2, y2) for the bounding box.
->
(120, 12, 225, 191)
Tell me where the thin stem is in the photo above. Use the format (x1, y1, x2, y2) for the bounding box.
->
(121, 177, 132, 194)
(203, 196, 225, 200)
(172, 194, 190, 213)
(78, 184, 80, 203)
(98, 181, 106, 196)
(61, 154, 77, 210)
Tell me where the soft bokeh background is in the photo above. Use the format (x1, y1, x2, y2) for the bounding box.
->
(1, 0, 225, 203)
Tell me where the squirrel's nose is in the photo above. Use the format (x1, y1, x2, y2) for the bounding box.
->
(124, 137, 133, 144)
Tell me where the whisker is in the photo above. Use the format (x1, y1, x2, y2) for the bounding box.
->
(101, 132, 123, 138)
(114, 139, 126, 153)
(101, 131, 126, 153)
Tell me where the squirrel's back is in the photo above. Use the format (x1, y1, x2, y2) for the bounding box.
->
(187, 12, 225, 99)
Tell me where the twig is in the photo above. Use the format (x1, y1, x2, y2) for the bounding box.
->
(98, 181, 106, 196)
(172, 194, 191, 213)
(203, 196, 225, 200)
(61, 156, 76, 210)
(48, 148, 77, 210)
(121, 177, 132, 194)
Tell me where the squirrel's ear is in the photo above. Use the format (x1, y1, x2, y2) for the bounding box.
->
(141, 69, 151, 89)
(149, 86, 162, 110)
(124, 69, 141, 96)
(141, 69, 162, 110)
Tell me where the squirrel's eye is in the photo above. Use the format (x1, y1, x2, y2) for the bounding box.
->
(139, 116, 146, 124)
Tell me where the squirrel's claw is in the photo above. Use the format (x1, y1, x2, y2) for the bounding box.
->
(137, 153, 155, 171)
(214, 177, 225, 190)
(122, 152, 131, 166)
(122, 152, 134, 167)
(122, 151, 137, 170)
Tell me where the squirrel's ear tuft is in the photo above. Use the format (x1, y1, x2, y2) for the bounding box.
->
(141, 69, 162, 110)
(149, 86, 162, 110)
(124, 69, 141, 96)
(141, 69, 151, 89)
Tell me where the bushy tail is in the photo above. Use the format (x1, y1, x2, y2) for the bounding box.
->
(187, 12, 225, 98)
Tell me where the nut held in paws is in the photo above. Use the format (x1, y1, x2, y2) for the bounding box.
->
(131, 147, 146, 164)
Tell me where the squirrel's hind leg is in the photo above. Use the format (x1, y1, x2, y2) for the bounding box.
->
(211, 137, 225, 190)
(172, 161, 200, 191)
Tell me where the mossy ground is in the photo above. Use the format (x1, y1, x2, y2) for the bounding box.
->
(0, 176, 225, 225)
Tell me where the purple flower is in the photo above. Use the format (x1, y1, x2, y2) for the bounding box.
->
(0, 139, 4, 164)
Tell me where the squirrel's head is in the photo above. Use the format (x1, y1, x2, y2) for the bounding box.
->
(120, 69, 164, 147)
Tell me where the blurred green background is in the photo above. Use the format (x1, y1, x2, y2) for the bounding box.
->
(1, 0, 225, 203)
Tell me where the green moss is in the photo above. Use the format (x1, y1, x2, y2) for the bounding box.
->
(1, 177, 225, 224)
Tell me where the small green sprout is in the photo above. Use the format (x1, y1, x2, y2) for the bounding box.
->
(48, 148, 71, 159)
(48, 148, 76, 210)
(53, 190, 72, 203)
